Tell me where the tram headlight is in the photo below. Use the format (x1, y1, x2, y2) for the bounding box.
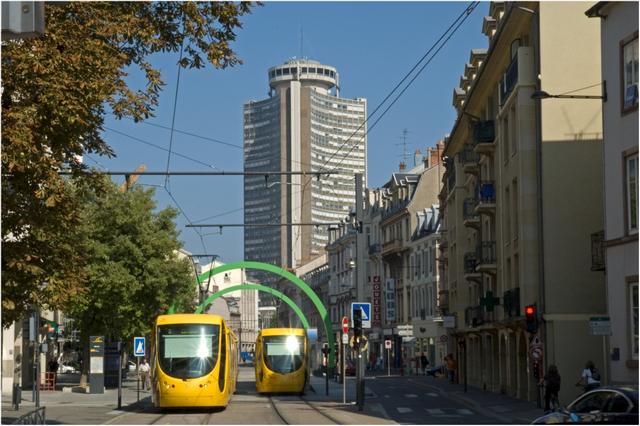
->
(285, 335, 299, 354)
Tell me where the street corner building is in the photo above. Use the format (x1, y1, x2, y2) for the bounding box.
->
(436, 0, 634, 406)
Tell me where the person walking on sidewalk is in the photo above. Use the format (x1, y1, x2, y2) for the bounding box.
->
(540, 364, 561, 413)
(139, 358, 151, 390)
(445, 354, 457, 383)
(420, 353, 429, 376)
(575, 360, 600, 393)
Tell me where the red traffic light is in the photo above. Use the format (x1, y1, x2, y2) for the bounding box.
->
(525, 305, 535, 316)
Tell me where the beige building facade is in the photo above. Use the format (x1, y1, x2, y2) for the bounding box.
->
(586, 1, 639, 386)
(440, 1, 606, 404)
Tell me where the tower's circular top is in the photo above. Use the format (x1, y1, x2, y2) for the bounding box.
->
(268, 58, 338, 90)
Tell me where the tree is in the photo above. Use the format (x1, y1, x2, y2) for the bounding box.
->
(66, 179, 195, 379)
(1, 2, 257, 326)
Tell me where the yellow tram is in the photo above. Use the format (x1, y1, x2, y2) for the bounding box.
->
(254, 328, 308, 394)
(151, 314, 238, 408)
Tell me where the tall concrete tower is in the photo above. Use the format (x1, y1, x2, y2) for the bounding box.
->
(243, 59, 367, 281)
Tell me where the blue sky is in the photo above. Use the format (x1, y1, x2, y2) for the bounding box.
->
(98, 1, 488, 262)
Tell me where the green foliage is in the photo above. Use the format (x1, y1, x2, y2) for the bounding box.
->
(1, 2, 257, 326)
(66, 180, 195, 344)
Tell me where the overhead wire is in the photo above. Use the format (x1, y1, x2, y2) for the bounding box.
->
(103, 127, 216, 169)
(165, 41, 186, 189)
(331, 1, 480, 172)
(288, 1, 480, 219)
(316, 1, 479, 174)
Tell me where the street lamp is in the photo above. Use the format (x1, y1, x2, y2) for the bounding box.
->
(531, 82, 607, 101)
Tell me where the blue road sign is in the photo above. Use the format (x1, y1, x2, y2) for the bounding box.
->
(134, 337, 145, 357)
(351, 302, 371, 329)
(307, 328, 318, 343)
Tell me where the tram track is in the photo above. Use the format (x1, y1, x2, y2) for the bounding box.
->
(268, 395, 339, 425)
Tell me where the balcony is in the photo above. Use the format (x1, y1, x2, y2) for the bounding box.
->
(476, 241, 497, 274)
(463, 198, 480, 228)
(382, 238, 406, 258)
(465, 305, 483, 328)
(460, 147, 479, 175)
(499, 54, 518, 106)
(472, 120, 495, 155)
(368, 243, 381, 256)
(502, 287, 520, 318)
(498, 46, 534, 107)
(475, 181, 496, 215)
(591, 230, 605, 271)
(464, 252, 481, 281)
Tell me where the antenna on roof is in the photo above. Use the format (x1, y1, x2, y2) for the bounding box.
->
(395, 129, 411, 167)
(300, 26, 304, 59)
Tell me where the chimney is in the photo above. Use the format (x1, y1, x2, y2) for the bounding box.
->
(430, 141, 444, 166)
(399, 161, 406, 171)
(414, 149, 423, 167)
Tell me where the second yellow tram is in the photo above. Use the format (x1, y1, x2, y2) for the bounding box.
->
(151, 314, 238, 408)
(254, 328, 308, 394)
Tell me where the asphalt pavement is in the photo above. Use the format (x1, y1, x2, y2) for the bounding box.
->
(2, 367, 546, 424)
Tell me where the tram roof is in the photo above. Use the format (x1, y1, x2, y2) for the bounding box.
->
(156, 313, 226, 326)
(258, 328, 306, 337)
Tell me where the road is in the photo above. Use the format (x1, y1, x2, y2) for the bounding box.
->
(363, 375, 508, 424)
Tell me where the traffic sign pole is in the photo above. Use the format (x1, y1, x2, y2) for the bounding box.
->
(136, 357, 139, 402)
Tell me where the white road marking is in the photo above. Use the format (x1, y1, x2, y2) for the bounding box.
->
(384, 394, 390, 398)
(426, 392, 439, 397)
(457, 408, 473, 415)
(426, 408, 444, 415)
(405, 394, 418, 398)
(397, 407, 413, 413)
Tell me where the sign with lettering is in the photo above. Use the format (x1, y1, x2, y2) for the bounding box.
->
(385, 278, 395, 322)
(373, 276, 382, 327)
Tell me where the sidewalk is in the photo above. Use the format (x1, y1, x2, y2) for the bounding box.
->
(370, 371, 546, 424)
(1, 378, 152, 424)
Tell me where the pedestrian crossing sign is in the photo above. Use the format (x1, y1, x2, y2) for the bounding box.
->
(351, 302, 371, 329)
(134, 337, 145, 357)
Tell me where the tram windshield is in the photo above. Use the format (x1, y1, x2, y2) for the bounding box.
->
(158, 323, 220, 379)
(263, 335, 304, 374)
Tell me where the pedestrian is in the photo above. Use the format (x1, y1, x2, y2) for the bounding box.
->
(575, 360, 601, 393)
(420, 353, 429, 376)
(445, 353, 457, 383)
(369, 352, 376, 372)
(540, 364, 561, 412)
(139, 358, 151, 390)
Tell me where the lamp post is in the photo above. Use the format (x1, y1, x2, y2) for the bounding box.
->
(531, 82, 607, 101)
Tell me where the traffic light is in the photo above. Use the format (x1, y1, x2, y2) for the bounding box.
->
(353, 308, 362, 338)
(525, 305, 538, 334)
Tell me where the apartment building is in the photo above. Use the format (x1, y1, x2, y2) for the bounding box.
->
(243, 59, 367, 285)
(586, 1, 639, 386)
(440, 1, 606, 404)
(365, 146, 444, 366)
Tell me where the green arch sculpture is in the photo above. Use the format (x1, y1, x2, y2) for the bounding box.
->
(193, 283, 310, 329)
(169, 260, 335, 368)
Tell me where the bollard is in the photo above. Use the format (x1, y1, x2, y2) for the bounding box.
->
(12, 383, 21, 410)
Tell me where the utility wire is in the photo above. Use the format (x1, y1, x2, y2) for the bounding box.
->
(288, 1, 479, 219)
(103, 127, 216, 169)
(317, 1, 478, 173)
(332, 1, 480, 172)
(194, 206, 244, 224)
(165, 42, 186, 189)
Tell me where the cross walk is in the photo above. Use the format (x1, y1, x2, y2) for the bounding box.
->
(394, 407, 476, 416)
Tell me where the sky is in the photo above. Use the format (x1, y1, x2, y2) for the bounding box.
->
(98, 1, 489, 263)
